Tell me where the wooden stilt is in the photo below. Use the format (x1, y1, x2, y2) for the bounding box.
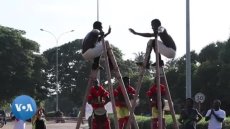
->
(105, 41, 139, 129)
(101, 39, 119, 129)
(126, 39, 179, 129)
(126, 40, 152, 129)
(161, 68, 179, 129)
(76, 70, 99, 129)
(154, 35, 163, 129)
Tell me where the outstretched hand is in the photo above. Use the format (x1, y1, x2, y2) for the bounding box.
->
(107, 26, 111, 34)
(129, 28, 136, 34)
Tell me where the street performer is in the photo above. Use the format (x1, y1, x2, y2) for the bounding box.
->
(88, 79, 111, 129)
(114, 76, 136, 129)
(129, 19, 176, 68)
(146, 79, 166, 129)
(82, 21, 113, 70)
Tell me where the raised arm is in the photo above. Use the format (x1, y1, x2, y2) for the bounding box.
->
(196, 110, 203, 122)
(205, 110, 211, 121)
(129, 28, 154, 37)
(104, 26, 111, 38)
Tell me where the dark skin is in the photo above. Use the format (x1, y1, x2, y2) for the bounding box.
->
(91, 22, 111, 70)
(129, 19, 160, 37)
(178, 99, 202, 124)
(96, 25, 111, 41)
(115, 78, 134, 103)
(205, 100, 224, 122)
(129, 19, 167, 68)
(88, 80, 110, 105)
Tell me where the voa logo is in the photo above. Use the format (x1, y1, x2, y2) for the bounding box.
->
(11, 95, 37, 121)
(15, 104, 33, 112)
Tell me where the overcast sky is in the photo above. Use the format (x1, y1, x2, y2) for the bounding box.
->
(1, 0, 230, 61)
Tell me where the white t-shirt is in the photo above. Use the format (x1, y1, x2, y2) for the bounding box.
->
(205, 109, 226, 129)
(13, 119, 26, 129)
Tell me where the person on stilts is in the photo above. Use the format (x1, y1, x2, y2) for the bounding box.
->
(147, 78, 166, 129)
(88, 79, 111, 129)
(82, 21, 113, 70)
(114, 77, 136, 129)
(129, 19, 176, 68)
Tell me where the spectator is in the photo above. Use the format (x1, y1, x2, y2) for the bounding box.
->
(35, 112, 46, 129)
(178, 98, 202, 129)
(205, 99, 226, 129)
(0, 109, 6, 125)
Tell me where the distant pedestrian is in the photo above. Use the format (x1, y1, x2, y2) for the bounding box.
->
(35, 112, 46, 129)
(205, 99, 226, 129)
(0, 109, 6, 125)
(178, 98, 202, 129)
(32, 107, 46, 129)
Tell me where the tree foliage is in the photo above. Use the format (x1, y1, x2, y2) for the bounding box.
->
(0, 25, 48, 104)
(2, 25, 230, 115)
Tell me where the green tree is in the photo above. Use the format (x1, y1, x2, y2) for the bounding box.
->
(43, 40, 126, 111)
(0, 25, 48, 103)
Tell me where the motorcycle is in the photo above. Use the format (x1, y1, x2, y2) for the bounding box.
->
(0, 114, 5, 128)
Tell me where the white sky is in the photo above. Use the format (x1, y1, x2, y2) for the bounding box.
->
(1, 0, 230, 60)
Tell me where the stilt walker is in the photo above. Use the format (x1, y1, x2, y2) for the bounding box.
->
(127, 19, 179, 129)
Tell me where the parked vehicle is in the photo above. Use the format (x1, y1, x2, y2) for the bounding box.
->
(0, 114, 5, 128)
(55, 111, 65, 123)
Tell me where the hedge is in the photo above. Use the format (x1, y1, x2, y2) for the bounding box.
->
(109, 114, 230, 129)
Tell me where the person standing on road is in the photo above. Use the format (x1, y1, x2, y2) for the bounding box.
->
(205, 99, 226, 129)
(178, 98, 202, 129)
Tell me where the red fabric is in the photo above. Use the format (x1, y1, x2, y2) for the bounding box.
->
(146, 84, 166, 97)
(114, 85, 136, 107)
(88, 85, 109, 109)
(118, 116, 129, 129)
(152, 118, 165, 129)
(92, 117, 110, 129)
(146, 84, 166, 107)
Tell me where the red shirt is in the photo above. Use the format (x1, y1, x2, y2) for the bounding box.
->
(114, 85, 136, 107)
(146, 84, 166, 107)
(88, 85, 109, 109)
(146, 84, 166, 97)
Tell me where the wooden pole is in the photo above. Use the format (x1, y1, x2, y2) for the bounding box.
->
(154, 36, 163, 129)
(162, 68, 179, 129)
(106, 41, 139, 129)
(101, 39, 119, 129)
(76, 70, 99, 129)
(126, 41, 152, 129)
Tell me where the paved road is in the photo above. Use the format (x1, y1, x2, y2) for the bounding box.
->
(2, 121, 89, 129)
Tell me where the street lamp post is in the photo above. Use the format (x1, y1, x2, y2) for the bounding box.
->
(40, 29, 74, 111)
